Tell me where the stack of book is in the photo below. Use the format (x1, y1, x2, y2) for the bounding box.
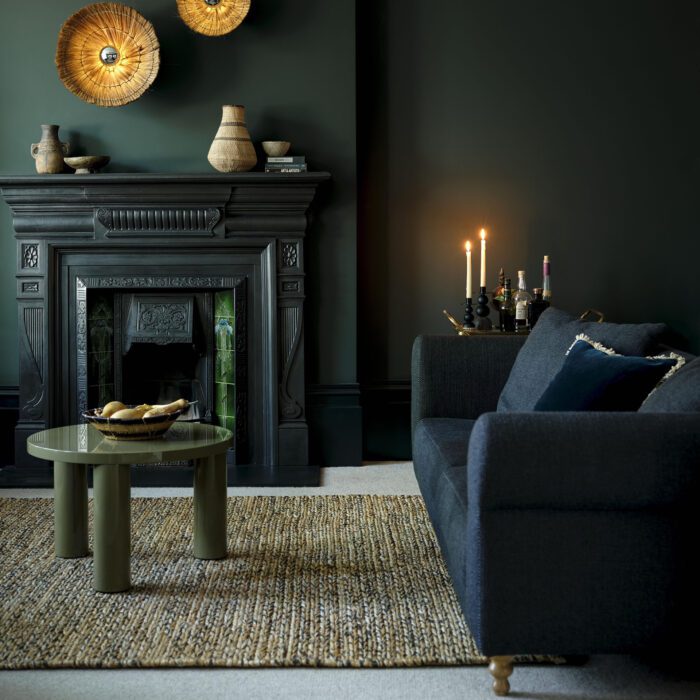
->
(264, 156, 307, 173)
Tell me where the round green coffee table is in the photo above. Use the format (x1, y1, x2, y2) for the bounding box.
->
(27, 422, 232, 594)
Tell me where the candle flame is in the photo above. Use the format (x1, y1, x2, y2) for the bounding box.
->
(465, 241, 471, 252)
(480, 228, 487, 240)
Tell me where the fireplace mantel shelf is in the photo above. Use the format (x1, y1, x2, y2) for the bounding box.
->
(0, 172, 330, 186)
(0, 171, 329, 485)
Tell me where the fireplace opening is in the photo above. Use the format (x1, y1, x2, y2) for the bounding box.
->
(87, 290, 215, 423)
(120, 294, 209, 422)
(122, 343, 206, 421)
(83, 281, 247, 462)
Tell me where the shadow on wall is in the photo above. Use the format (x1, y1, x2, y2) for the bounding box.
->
(143, 0, 323, 108)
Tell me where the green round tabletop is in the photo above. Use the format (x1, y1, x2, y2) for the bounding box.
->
(27, 422, 233, 465)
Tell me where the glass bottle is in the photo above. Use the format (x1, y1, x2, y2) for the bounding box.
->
(499, 278, 515, 332)
(528, 287, 550, 329)
(513, 270, 532, 332)
(491, 267, 505, 313)
(543, 255, 552, 301)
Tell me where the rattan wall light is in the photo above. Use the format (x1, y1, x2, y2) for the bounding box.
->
(56, 3, 160, 107)
(177, 0, 251, 37)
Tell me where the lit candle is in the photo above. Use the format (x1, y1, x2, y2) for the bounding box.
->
(479, 228, 487, 288)
(465, 241, 472, 299)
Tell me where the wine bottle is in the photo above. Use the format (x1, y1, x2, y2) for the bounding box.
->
(513, 270, 532, 332)
(543, 255, 552, 301)
(499, 278, 515, 332)
(528, 288, 550, 329)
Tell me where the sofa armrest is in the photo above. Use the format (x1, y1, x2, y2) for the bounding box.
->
(411, 334, 526, 436)
(467, 412, 700, 510)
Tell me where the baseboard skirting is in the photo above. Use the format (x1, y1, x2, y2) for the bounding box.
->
(306, 381, 413, 464)
(360, 381, 412, 461)
(306, 383, 363, 466)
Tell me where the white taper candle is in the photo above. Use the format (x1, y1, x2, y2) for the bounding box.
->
(479, 229, 487, 288)
(466, 241, 472, 299)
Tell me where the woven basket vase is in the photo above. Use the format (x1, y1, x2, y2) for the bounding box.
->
(177, 0, 251, 37)
(208, 105, 257, 173)
(55, 3, 160, 107)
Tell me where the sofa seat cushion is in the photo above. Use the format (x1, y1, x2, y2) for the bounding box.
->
(640, 355, 700, 412)
(497, 308, 670, 412)
(413, 418, 474, 596)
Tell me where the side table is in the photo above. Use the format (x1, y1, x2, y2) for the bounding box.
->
(27, 422, 232, 593)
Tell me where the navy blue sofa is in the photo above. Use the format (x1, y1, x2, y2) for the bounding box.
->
(411, 311, 700, 695)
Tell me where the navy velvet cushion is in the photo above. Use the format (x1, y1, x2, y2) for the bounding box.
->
(639, 355, 700, 412)
(497, 308, 669, 412)
(534, 339, 679, 411)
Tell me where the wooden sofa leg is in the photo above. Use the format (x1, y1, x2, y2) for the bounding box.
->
(488, 656, 514, 696)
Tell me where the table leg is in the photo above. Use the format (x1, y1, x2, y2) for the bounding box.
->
(193, 452, 227, 560)
(93, 463, 131, 593)
(54, 461, 88, 558)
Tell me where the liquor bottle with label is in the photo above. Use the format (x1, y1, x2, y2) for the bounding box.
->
(543, 255, 552, 301)
(499, 278, 516, 332)
(513, 270, 532, 332)
(528, 287, 550, 329)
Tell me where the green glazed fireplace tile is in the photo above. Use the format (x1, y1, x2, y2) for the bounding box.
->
(215, 290, 235, 318)
(215, 321, 234, 352)
(87, 293, 115, 396)
(217, 350, 234, 382)
(214, 290, 236, 429)
(88, 293, 114, 321)
(215, 385, 228, 418)
(226, 386, 235, 416)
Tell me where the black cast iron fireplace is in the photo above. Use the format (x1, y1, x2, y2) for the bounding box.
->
(0, 172, 329, 485)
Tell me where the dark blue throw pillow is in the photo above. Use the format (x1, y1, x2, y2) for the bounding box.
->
(534, 336, 682, 412)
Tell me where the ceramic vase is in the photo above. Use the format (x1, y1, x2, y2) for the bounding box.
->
(31, 124, 70, 174)
(207, 105, 257, 173)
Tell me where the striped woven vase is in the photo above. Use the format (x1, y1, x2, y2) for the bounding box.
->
(208, 104, 257, 173)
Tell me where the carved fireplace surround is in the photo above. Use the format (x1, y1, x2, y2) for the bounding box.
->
(0, 172, 329, 485)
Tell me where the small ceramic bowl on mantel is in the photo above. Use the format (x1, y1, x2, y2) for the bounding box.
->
(261, 141, 291, 158)
(64, 155, 110, 174)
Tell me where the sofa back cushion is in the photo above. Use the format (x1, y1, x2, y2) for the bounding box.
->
(497, 308, 670, 412)
(639, 355, 700, 412)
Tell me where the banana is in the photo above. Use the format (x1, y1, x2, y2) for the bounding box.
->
(143, 407, 167, 418)
(100, 400, 126, 418)
(150, 399, 188, 414)
(110, 405, 151, 420)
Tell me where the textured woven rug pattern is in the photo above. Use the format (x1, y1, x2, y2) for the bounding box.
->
(1, 495, 480, 669)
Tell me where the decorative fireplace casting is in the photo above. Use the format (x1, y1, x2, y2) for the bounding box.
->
(0, 172, 329, 484)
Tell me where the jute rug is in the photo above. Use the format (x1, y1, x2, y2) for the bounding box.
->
(0, 495, 552, 669)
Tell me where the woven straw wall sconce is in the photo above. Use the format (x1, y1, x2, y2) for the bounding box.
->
(56, 3, 160, 108)
(177, 0, 251, 37)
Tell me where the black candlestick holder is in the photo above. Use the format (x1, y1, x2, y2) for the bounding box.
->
(463, 297, 475, 328)
(475, 286, 492, 331)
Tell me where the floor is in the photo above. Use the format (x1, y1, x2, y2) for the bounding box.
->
(2, 463, 699, 700)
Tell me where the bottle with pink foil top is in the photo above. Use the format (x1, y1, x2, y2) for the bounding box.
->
(542, 255, 552, 301)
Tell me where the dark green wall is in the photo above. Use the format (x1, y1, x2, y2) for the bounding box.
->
(0, 0, 357, 387)
(359, 0, 700, 384)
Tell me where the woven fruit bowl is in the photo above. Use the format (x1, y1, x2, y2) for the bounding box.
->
(82, 406, 185, 441)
